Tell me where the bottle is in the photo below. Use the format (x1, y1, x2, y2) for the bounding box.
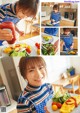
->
(0, 21, 16, 44)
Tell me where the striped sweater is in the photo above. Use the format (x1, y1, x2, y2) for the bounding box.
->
(0, 3, 19, 23)
(17, 83, 53, 113)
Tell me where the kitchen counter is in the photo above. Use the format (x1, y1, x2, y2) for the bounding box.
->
(19, 31, 40, 40)
(19, 35, 40, 45)
(41, 15, 74, 22)
(0, 34, 40, 47)
(41, 32, 59, 44)
(61, 16, 74, 22)
(0, 99, 17, 113)
(0, 35, 40, 57)
(41, 15, 75, 26)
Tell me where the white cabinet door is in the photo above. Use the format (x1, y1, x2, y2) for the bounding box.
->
(0, 0, 2, 4)
(2, 0, 18, 4)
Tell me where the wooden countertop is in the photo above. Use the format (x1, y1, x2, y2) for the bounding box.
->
(19, 31, 40, 41)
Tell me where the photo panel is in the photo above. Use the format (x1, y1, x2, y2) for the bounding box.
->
(60, 27, 78, 55)
(41, 2, 78, 27)
(41, 27, 59, 55)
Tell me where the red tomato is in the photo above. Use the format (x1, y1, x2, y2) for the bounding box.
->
(35, 43, 40, 49)
(66, 99, 71, 103)
(56, 102, 62, 108)
(26, 48, 31, 53)
(52, 102, 57, 105)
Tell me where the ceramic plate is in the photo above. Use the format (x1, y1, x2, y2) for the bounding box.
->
(1, 42, 37, 57)
(42, 33, 53, 44)
(46, 99, 80, 113)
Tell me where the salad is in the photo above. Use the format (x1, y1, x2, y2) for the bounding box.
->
(3, 43, 31, 57)
(3, 42, 40, 56)
(41, 43, 55, 55)
(52, 91, 71, 111)
(52, 91, 71, 104)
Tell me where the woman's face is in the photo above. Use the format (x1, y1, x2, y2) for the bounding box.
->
(16, 10, 27, 19)
(64, 31, 70, 35)
(25, 64, 47, 87)
(53, 9, 58, 13)
(16, 9, 35, 19)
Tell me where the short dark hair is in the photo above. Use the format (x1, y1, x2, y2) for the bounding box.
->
(53, 4, 59, 11)
(63, 28, 71, 32)
(17, 0, 39, 17)
(19, 57, 47, 79)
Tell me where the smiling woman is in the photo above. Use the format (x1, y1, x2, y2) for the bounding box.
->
(17, 56, 53, 113)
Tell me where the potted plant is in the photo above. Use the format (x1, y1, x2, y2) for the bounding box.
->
(67, 67, 75, 76)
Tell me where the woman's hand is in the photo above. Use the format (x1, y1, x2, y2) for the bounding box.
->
(70, 43, 74, 49)
(44, 106, 50, 113)
(0, 29, 13, 41)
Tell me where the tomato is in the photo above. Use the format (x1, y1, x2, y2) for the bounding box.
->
(52, 102, 57, 105)
(56, 102, 62, 108)
(35, 43, 40, 49)
(66, 99, 71, 102)
(15, 44, 20, 48)
(26, 48, 31, 53)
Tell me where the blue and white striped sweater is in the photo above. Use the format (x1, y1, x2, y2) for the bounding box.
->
(17, 83, 53, 113)
(0, 3, 19, 23)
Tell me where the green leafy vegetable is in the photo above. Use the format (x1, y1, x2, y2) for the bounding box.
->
(9, 50, 30, 57)
(42, 43, 55, 55)
(52, 91, 71, 104)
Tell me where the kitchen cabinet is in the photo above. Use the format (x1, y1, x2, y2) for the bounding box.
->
(1, 57, 22, 101)
(60, 19, 74, 26)
(41, 2, 71, 8)
(9, 109, 17, 113)
(59, 3, 71, 8)
(73, 38, 78, 49)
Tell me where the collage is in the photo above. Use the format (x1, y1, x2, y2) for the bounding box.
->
(0, 0, 80, 113)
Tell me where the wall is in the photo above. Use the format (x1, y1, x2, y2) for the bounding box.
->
(42, 56, 71, 83)
(13, 57, 71, 84)
(70, 57, 80, 74)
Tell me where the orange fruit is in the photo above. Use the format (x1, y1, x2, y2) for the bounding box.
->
(52, 104, 58, 111)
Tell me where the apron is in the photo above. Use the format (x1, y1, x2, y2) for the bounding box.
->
(51, 12, 60, 26)
(63, 37, 73, 51)
(19, 84, 53, 113)
(44, 28, 58, 36)
(0, 4, 20, 46)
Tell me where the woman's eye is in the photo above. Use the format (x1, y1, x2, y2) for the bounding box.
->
(39, 66, 44, 70)
(29, 69, 34, 72)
